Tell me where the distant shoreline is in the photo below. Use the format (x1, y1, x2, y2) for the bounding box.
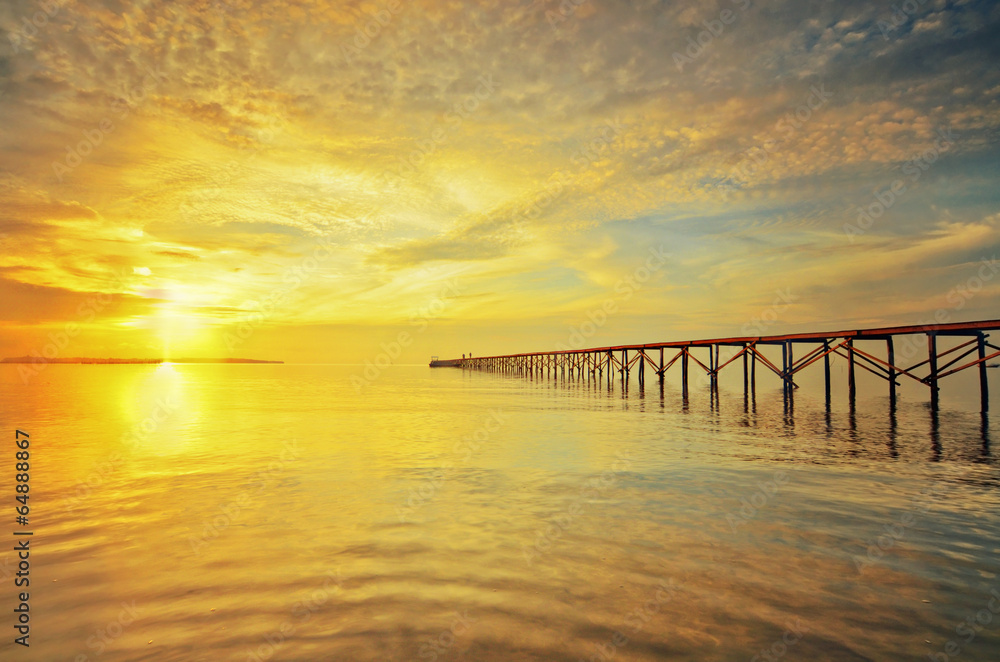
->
(0, 357, 284, 364)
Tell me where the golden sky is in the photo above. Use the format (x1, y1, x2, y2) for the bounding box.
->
(1, 0, 999, 362)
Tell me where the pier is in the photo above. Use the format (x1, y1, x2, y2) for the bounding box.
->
(455, 320, 1000, 411)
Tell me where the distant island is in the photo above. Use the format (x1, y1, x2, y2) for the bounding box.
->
(0, 357, 283, 364)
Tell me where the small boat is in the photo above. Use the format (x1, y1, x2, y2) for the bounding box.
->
(429, 356, 462, 367)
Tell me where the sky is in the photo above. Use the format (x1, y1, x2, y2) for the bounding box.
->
(1, 0, 999, 364)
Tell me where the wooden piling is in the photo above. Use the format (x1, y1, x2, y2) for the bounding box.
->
(742, 343, 748, 395)
(979, 333, 989, 412)
(781, 342, 788, 399)
(887, 337, 896, 408)
(927, 333, 939, 410)
(682, 347, 689, 398)
(823, 339, 831, 407)
(847, 338, 856, 406)
(708, 346, 714, 390)
(713, 344, 720, 393)
(787, 340, 794, 400)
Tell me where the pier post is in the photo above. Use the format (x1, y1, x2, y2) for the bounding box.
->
(978, 333, 989, 412)
(786, 340, 795, 415)
(787, 340, 794, 400)
(781, 342, 788, 400)
(823, 340, 831, 408)
(927, 333, 939, 410)
(682, 347, 689, 398)
(659, 347, 664, 383)
(887, 337, 896, 409)
(750, 345, 756, 395)
(708, 346, 715, 390)
(742, 343, 748, 395)
(622, 349, 628, 385)
(847, 338, 856, 407)
(712, 344, 719, 393)
(638, 351, 645, 387)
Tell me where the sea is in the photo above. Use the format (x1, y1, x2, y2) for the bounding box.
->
(0, 362, 998, 661)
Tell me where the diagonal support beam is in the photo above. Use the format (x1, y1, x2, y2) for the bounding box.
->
(848, 344, 925, 385)
(936, 348, 1000, 380)
(903, 337, 977, 373)
(832, 348, 896, 383)
(748, 345, 799, 388)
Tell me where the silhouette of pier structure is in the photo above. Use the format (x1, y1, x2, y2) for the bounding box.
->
(455, 320, 1000, 411)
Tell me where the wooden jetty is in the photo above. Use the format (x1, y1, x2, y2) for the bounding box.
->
(452, 319, 1000, 411)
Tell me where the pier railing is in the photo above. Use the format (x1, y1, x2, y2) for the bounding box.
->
(455, 319, 1000, 411)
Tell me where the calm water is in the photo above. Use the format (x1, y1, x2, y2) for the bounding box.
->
(1, 363, 999, 661)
